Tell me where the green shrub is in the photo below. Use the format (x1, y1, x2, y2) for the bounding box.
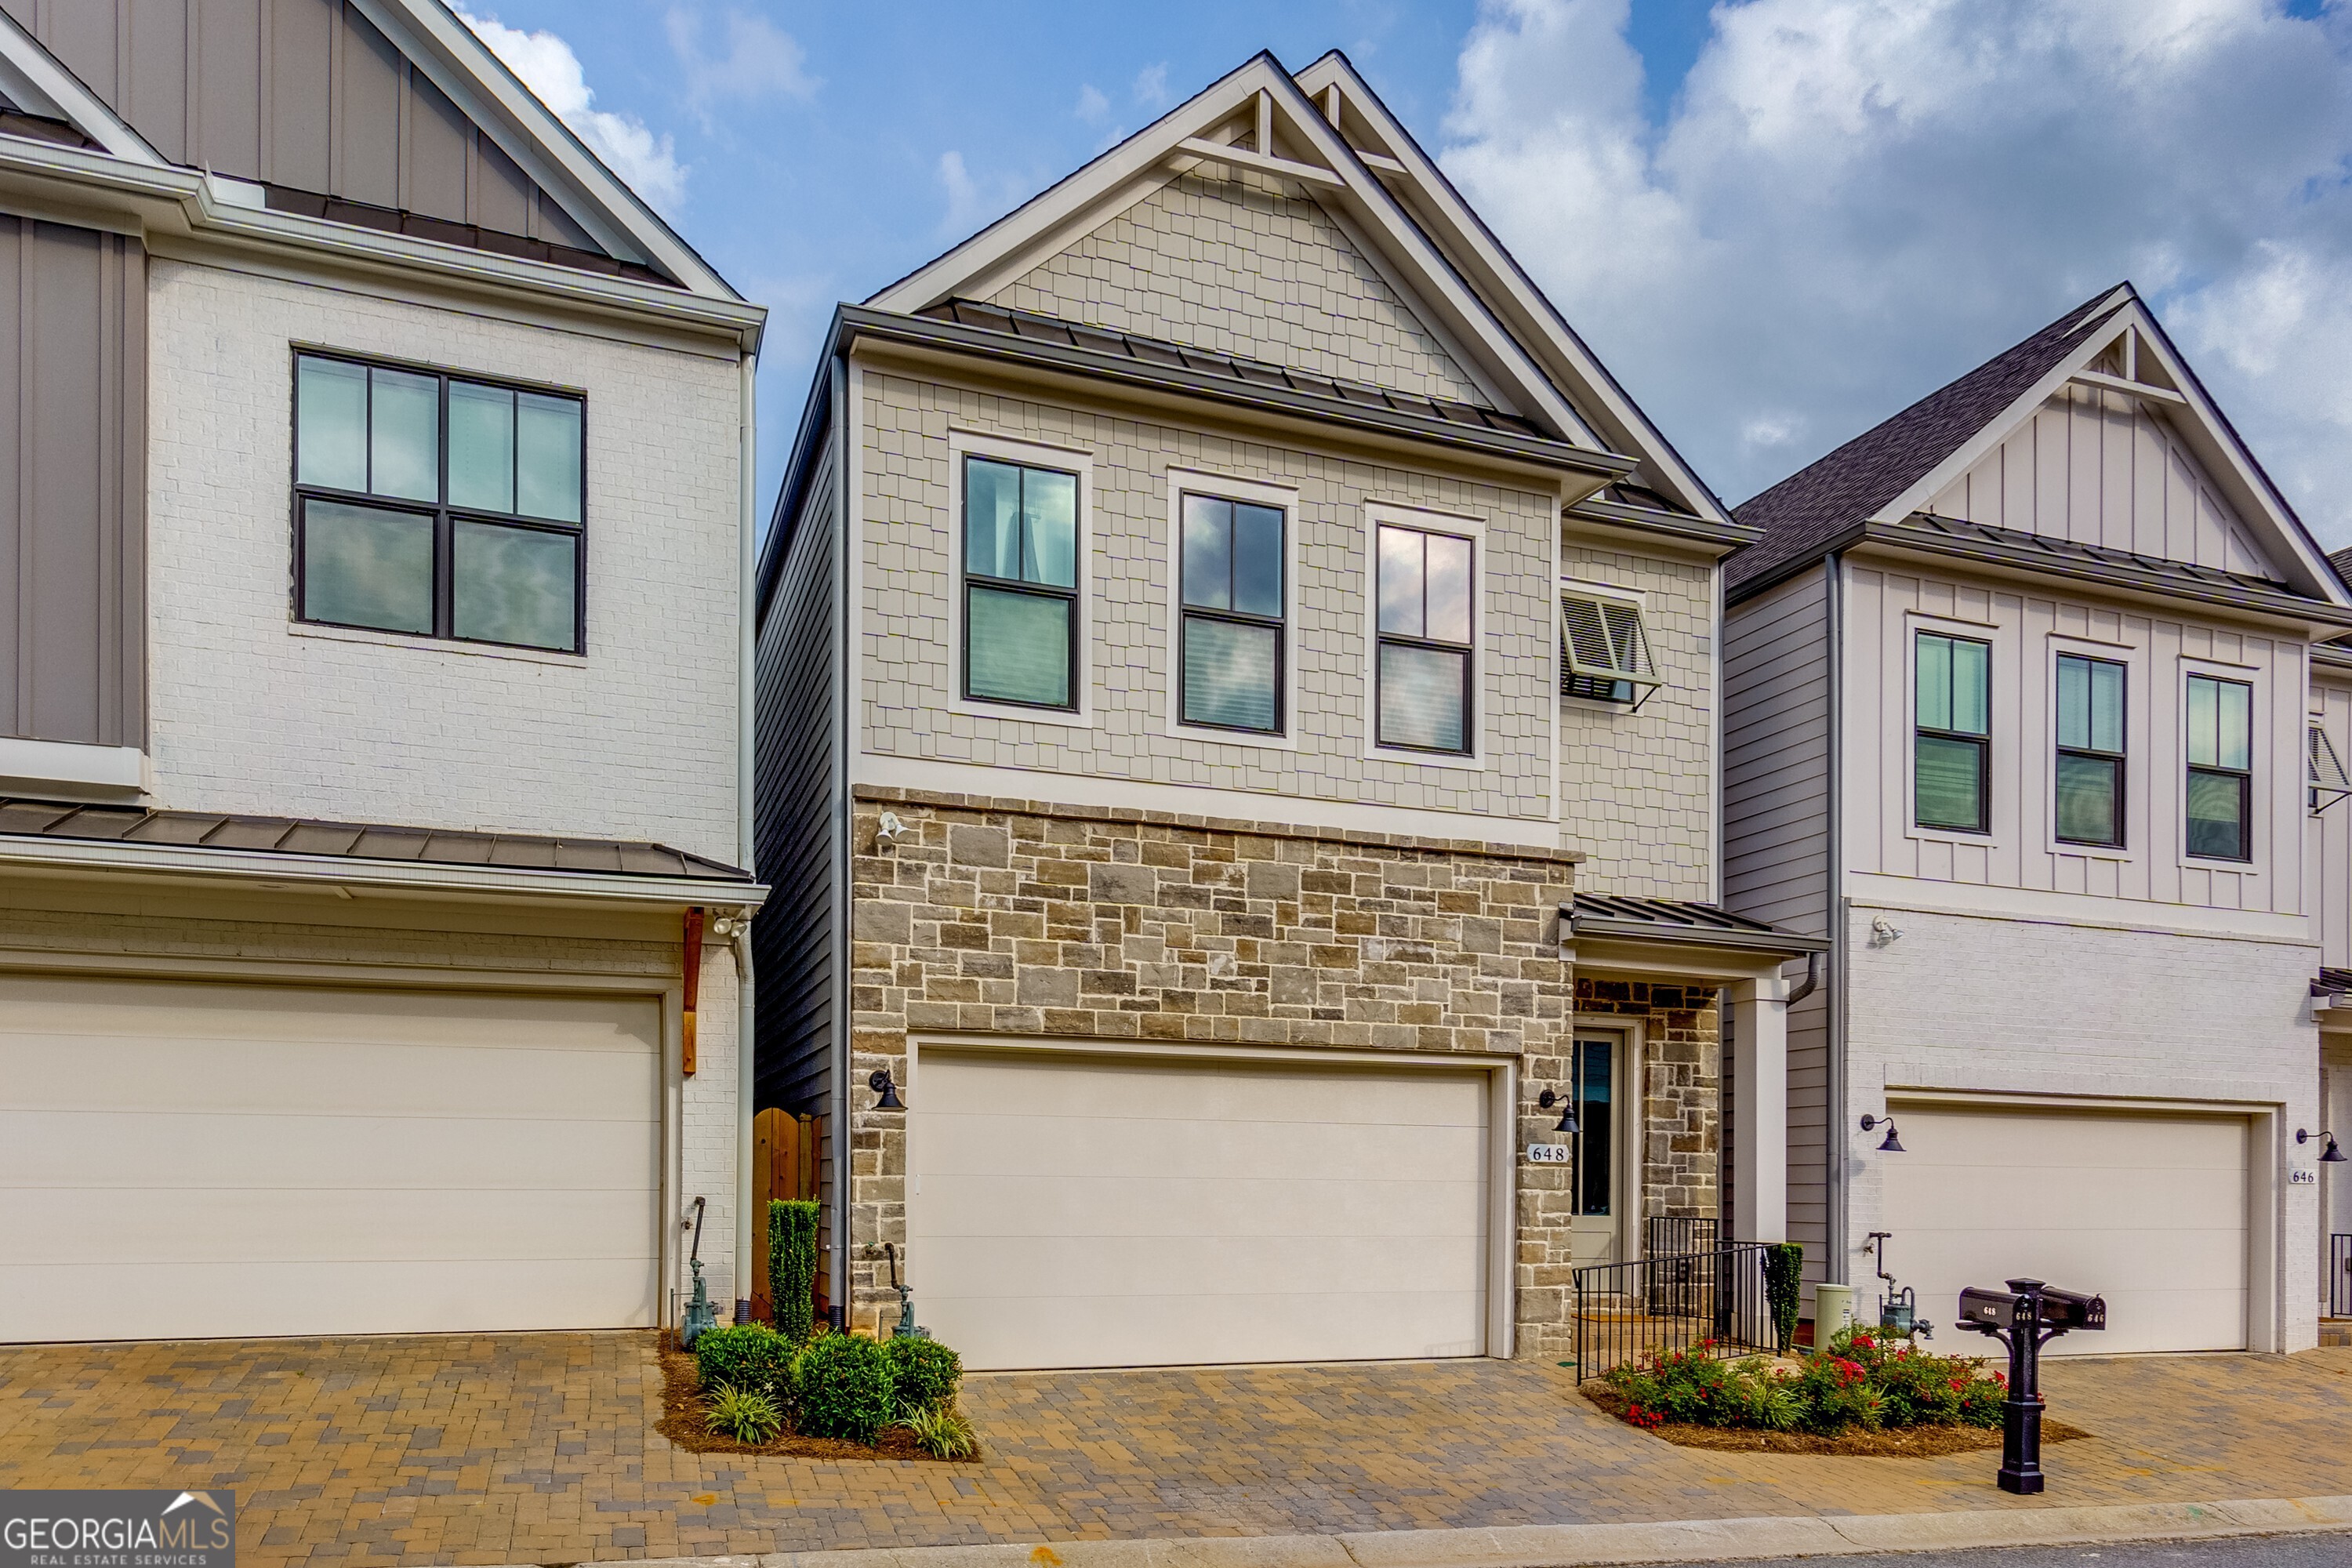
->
(883, 1334, 962, 1416)
(895, 1401, 980, 1459)
(1762, 1243, 1803, 1355)
(796, 1332, 896, 1444)
(768, 1199, 821, 1341)
(694, 1322, 797, 1404)
(703, 1385, 784, 1444)
(1602, 1328, 2005, 1437)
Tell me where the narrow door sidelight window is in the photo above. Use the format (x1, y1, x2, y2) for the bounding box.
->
(1179, 493, 1283, 732)
(1375, 522, 1474, 753)
(2055, 653, 2126, 846)
(2186, 674, 2253, 860)
(963, 456, 1080, 709)
(292, 352, 586, 652)
(1915, 631, 1991, 833)
(1573, 1036, 1613, 1218)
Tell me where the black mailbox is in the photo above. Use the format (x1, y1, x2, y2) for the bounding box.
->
(1956, 1287, 2022, 1330)
(2038, 1287, 2106, 1331)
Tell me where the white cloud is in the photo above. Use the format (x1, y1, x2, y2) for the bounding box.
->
(1133, 62, 1172, 109)
(1441, 0, 2352, 540)
(1076, 83, 1111, 124)
(666, 7, 818, 131)
(457, 7, 689, 216)
(934, 150, 1049, 242)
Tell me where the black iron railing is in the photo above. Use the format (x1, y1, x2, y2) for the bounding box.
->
(1572, 1240, 1775, 1383)
(2332, 1234, 2351, 1319)
(1644, 1215, 1718, 1260)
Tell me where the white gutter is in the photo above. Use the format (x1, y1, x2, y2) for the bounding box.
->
(0, 834, 768, 909)
(734, 347, 760, 1320)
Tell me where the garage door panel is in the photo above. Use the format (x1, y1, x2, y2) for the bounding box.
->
(0, 975, 662, 1343)
(912, 1052, 1490, 1369)
(1884, 1105, 2247, 1356)
(935, 1287, 1484, 1371)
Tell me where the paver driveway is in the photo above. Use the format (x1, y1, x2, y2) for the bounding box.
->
(4, 1334, 2351, 1567)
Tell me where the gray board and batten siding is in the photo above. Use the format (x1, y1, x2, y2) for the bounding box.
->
(1, 0, 604, 256)
(0, 217, 144, 753)
(1722, 562, 1835, 1287)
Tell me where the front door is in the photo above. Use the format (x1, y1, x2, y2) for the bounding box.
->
(1568, 1035, 1624, 1268)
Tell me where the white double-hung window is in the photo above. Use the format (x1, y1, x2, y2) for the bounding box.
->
(1374, 521, 1475, 753)
(962, 455, 1080, 710)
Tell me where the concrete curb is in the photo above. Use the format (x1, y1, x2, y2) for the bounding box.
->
(578, 1494, 2352, 1568)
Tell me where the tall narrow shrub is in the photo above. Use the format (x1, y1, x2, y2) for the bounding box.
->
(768, 1198, 820, 1341)
(1763, 1242, 1803, 1355)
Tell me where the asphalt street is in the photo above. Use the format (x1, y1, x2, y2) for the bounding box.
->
(1667, 1534, 2352, 1566)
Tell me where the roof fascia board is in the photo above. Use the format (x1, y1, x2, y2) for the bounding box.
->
(369, 0, 738, 300)
(1292, 53, 1731, 526)
(1565, 498, 1759, 556)
(0, 138, 761, 351)
(1842, 523, 2352, 635)
(0, 833, 766, 908)
(1868, 294, 2349, 606)
(0, 10, 164, 164)
(838, 305, 1636, 483)
(2312, 642, 2352, 675)
(756, 309, 848, 611)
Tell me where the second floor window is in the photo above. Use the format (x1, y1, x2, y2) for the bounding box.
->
(2055, 653, 2125, 847)
(1915, 630, 1991, 833)
(1179, 494, 1284, 732)
(964, 456, 1078, 710)
(294, 353, 585, 653)
(2186, 674, 2253, 861)
(1374, 522, 1474, 753)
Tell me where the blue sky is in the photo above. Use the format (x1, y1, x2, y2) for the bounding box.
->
(458, 2, 2352, 546)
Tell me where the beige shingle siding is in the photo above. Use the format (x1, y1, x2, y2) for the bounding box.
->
(858, 368, 1558, 822)
(988, 169, 1492, 408)
(1555, 542, 1715, 899)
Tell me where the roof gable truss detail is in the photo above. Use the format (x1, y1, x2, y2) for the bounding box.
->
(1874, 290, 2349, 605)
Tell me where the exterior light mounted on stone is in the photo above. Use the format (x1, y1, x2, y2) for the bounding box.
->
(869, 1068, 905, 1111)
(1537, 1087, 1579, 1136)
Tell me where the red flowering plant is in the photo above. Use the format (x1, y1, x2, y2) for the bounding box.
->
(1600, 1324, 2005, 1436)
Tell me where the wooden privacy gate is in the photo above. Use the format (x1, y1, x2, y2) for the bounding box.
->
(749, 1109, 827, 1324)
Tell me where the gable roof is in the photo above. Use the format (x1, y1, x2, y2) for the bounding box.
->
(863, 49, 1723, 524)
(1730, 284, 2350, 608)
(0, 0, 735, 300)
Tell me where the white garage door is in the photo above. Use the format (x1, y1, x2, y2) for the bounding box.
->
(0, 973, 662, 1343)
(909, 1051, 1491, 1370)
(1882, 1104, 2248, 1355)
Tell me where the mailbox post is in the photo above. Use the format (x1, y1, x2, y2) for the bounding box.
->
(1954, 1276, 2105, 1494)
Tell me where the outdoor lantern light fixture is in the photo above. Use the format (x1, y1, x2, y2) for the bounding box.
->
(2299, 1127, 2347, 1163)
(869, 1068, 905, 1111)
(1537, 1087, 1579, 1137)
(1860, 1113, 1906, 1152)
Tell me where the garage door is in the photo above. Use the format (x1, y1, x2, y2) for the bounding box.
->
(1882, 1103, 2248, 1355)
(909, 1051, 1491, 1370)
(1, 973, 662, 1343)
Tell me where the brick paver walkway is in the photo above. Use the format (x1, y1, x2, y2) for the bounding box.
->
(3, 1333, 2350, 1566)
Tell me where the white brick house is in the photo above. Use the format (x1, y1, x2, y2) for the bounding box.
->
(755, 51, 1823, 1370)
(0, 0, 765, 1344)
(1725, 285, 2352, 1354)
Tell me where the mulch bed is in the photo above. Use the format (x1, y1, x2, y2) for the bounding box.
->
(652, 1332, 978, 1462)
(1578, 1383, 2092, 1456)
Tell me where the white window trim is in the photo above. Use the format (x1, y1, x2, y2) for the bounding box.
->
(1557, 574, 1660, 714)
(943, 427, 1097, 730)
(2176, 653, 2266, 876)
(1163, 466, 1300, 752)
(2042, 631, 2144, 866)
(1363, 502, 1486, 771)
(1902, 609, 2009, 853)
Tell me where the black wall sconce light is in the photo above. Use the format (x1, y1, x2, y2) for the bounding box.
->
(869, 1068, 905, 1110)
(2299, 1127, 2347, 1163)
(1537, 1088, 1579, 1137)
(1860, 1112, 1905, 1152)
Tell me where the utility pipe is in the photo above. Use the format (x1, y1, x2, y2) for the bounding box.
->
(733, 347, 759, 1323)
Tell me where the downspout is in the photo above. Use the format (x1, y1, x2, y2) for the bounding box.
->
(734, 347, 759, 1323)
(829, 353, 854, 1326)
(1824, 554, 1848, 1289)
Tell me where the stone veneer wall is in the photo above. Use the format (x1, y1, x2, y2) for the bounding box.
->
(1573, 976, 1721, 1230)
(845, 786, 1584, 1354)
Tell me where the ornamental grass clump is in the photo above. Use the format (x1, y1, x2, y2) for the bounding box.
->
(702, 1385, 785, 1444)
(1602, 1327, 2005, 1436)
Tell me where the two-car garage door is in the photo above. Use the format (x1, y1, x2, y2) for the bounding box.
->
(1881, 1103, 2249, 1354)
(1, 973, 662, 1344)
(909, 1051, 1494, 1370)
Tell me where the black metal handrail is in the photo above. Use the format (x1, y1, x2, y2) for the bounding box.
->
(1644, 1215, 1718, 1260)
(1572, 1240, 1775, 1383)
(2332, 1234, 2351, 1319)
